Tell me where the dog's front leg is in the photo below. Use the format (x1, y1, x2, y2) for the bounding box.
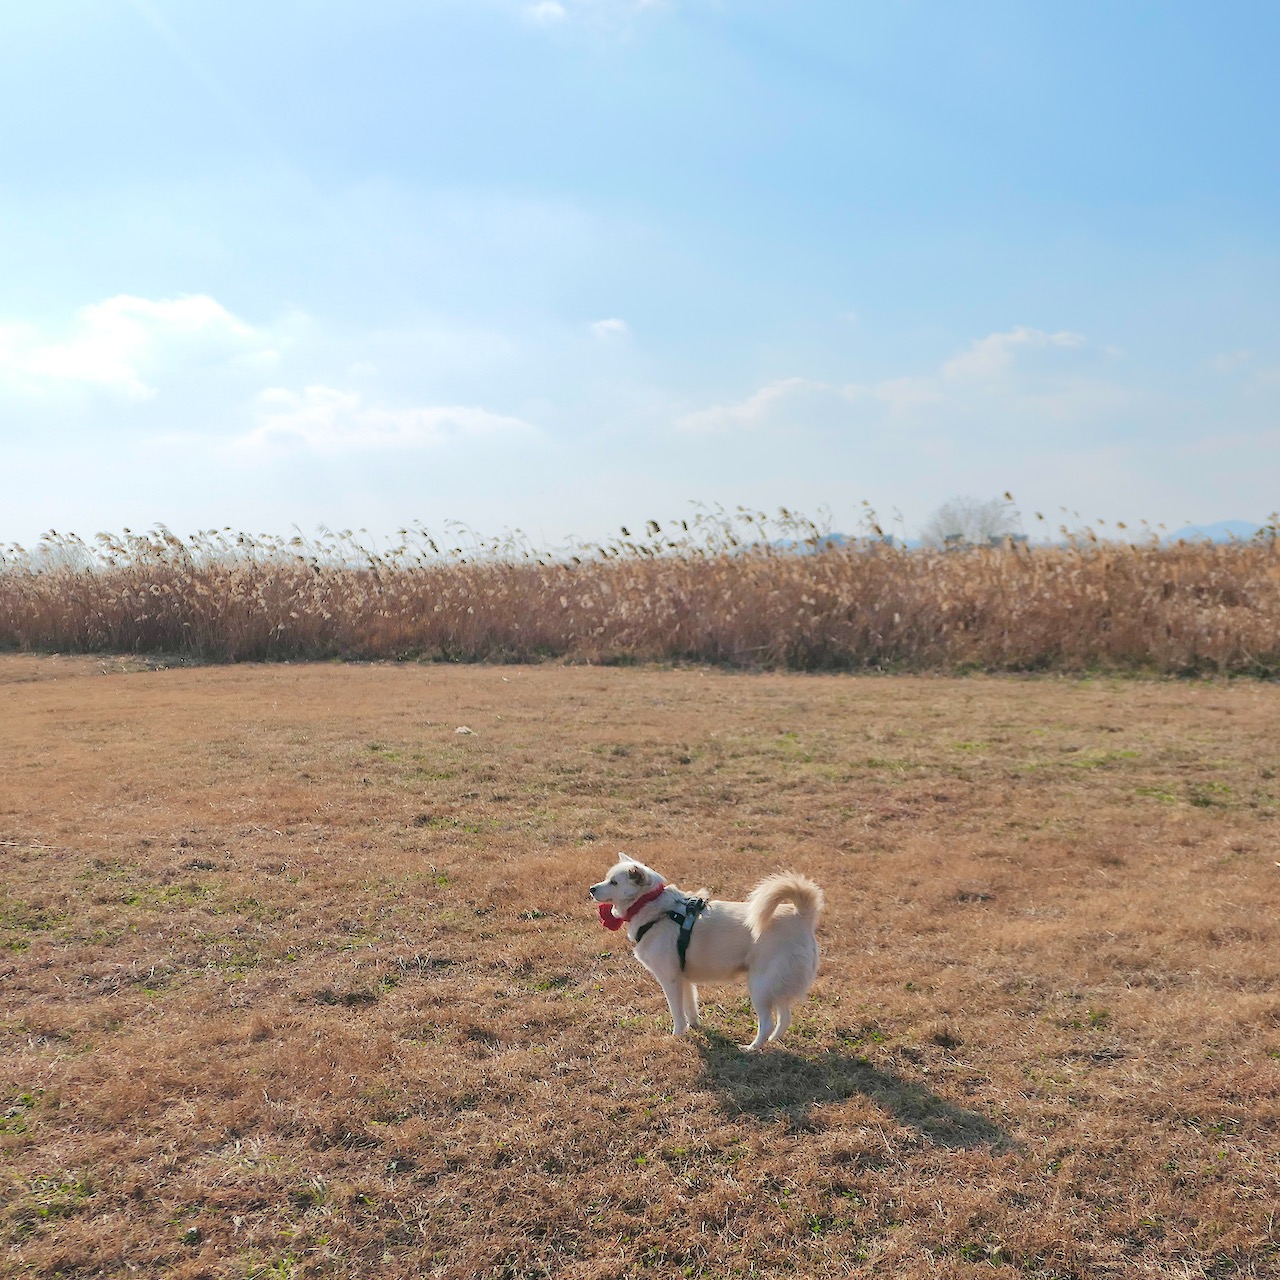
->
(683, 981, 700, 1030)
(655, 974, 692, 1035)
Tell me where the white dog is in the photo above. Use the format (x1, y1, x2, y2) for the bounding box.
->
(589, 855, 824, 1052)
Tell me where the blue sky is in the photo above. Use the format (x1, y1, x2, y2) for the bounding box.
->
(2, 0, 1277, 548)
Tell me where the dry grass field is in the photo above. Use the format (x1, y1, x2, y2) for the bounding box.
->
(2, 656, 1278, 1278)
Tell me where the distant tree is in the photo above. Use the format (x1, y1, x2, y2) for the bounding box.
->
(921, 495, 1020, 548)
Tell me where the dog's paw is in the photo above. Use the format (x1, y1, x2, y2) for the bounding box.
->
(739, 1042, 763, 1053)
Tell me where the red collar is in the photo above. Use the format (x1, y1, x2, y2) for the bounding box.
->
(598, 883, 666, 931)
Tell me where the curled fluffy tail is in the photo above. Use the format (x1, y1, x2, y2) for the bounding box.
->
(745, 872, 824, 938)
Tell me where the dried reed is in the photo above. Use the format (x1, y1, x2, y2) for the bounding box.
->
(2, 510, 1278, 674)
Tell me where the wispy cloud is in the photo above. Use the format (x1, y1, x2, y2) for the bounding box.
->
(1210, 349, 1255, 375)
(1174, 423, 1280, 459)
(518, 0, 668, 28)
(526, 1, 568, 23)
(589, 317, 630, 340)
(941, 326, 1086, 380)
(125, 0, 275, 157)
(675, 377, 838, 433)
(674, 326, 1126, 437)
(868, 376, 947, 417)
(0, 295, 270, 400)
(234, 385, 539, 455)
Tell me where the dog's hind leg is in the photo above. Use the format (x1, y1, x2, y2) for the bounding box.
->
(741, 973, 778, 1052)
(769, 1003, 792, 1042)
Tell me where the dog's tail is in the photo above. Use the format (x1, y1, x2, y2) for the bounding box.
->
(745, 872, 824, 938)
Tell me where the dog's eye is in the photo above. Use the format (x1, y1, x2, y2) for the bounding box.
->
(609, 878, 617, 885)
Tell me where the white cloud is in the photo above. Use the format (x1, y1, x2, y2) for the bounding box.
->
(0, 294, 269, 400)
(590, 317, 630, 340)
(941, 326, 1086, 380)
(234, 385, 539, 455)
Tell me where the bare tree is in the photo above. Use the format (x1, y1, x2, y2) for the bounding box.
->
(921, 495, 1020, 547)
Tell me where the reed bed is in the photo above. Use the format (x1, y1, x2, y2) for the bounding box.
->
(2, 511, 1279, 674)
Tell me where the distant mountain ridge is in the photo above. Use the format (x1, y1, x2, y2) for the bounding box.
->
(772, 520, 1267, 550)
(1168, 520, 1262, 543)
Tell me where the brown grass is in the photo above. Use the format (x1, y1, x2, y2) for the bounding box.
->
(2, 513, 1280, 673)
(1, 656, 1278, 1277)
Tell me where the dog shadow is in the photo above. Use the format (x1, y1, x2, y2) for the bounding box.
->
(694, 1030, 1016, 1150)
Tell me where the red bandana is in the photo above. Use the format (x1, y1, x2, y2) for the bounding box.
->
(598, 883, 666, 931)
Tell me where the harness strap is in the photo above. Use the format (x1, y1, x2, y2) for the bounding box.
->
(674, 897, 706, 969)
(631, 895, 707, 970)
(634, 918, 660, 944)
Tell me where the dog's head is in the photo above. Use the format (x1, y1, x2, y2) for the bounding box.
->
(588, 854, 662, 909)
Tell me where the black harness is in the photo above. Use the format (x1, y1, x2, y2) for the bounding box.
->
(633, 893, 707, 970)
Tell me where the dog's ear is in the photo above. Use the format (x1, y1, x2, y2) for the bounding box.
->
(627, 865, 647, 886)
(618, 852, 636, 864)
